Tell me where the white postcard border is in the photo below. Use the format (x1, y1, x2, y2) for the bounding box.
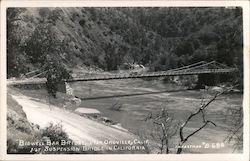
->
(0, 1, 249, 161)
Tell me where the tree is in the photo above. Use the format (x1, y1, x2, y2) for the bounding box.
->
(38, 8, 50, 22)
(145, 90, 227, 154)
(49, 8, 64, 24)
(224, 105, 243, 152)
(104, 43, 122, 71)
(7, 8, 28, 77)
(25, 19, 71, 98)
(145, 108, 179, 154)
(44, 56, 71, 98)
(176, 92, 220, 154)
(25, 23, 52, 64)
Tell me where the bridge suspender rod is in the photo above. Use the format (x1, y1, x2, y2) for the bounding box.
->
(23, 66, 46, 78)
(24, 69, 40, 77)
(174, 61, 217, 72)
(167, 61, 207, 72)
(30, 70, 48, 79)
(214, 62, 229, 68)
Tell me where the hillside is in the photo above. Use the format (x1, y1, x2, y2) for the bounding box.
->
(7, 7, 243, 81)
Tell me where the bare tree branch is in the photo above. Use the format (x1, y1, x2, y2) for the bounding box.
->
(201, 110, 206, 123)
(186, 121, 216, 142)
(146, 108, 179, 154)
(177, 91, 222, 154)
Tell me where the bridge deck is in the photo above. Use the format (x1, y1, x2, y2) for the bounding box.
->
(69, 68, 237, 82)
(7, 68, 237, 85)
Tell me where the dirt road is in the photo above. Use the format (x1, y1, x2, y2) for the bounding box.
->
(11, 94, 136, 145)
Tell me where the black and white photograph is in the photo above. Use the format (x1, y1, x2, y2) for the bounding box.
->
(0, 0, 249, 160)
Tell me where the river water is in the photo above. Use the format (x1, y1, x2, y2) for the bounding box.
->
(70, 79, 243, 154)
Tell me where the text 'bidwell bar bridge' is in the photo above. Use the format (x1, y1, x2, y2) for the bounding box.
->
(7, 61, 238, 85)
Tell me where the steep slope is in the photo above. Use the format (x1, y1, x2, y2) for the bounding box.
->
(7, 7, 242, 76)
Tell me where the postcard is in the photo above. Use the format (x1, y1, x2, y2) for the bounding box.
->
(0, 0, 249, 161)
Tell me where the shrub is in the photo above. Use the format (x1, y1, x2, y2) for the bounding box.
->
(7, 138, 36, 154)
(41, 122, 69, 143)
(79, 19, 86, 27)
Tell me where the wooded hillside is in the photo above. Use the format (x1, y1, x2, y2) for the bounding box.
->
(7, 7, 243, 78)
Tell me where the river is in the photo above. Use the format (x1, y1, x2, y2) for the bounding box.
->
(70, 79, 243, 154)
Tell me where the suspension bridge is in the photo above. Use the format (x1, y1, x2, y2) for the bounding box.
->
(7, 61, 238, 85)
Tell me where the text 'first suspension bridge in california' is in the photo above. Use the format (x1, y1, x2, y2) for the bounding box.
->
(7, 61, 238, 85)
